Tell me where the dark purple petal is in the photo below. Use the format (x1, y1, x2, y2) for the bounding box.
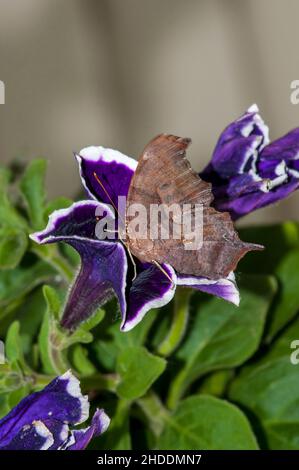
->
(0, 421, 55, 450)
(76, 146, 137, 207)
(63, 409, 110, 450)
(205, 104, 269, 178)
(215, 177, 299, 219)
(60, 239, 127, 331)
(258, 128, 299, 179)
(0, 371, 89, 450)
(177, 272, 239, 305)
(30, 201, 127, 331)
(30, 200, 114, 244)
(122, 263, 177, 331)
(201, 105, 299, 219)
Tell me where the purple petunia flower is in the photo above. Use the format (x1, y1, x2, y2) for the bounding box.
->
(0, 371, 110, 450)
(31, 147, 240, 332)
(201, 104, 299, 220)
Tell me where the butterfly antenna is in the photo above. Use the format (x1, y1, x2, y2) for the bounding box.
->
(93, 172, 126, 227)
(152, 260, 175, 287)
(126, 246, 137, 280)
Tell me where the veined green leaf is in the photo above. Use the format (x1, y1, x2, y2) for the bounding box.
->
(159, 395, 258, 450)
(167, 275, 276, 409)
(20, 159, 47, 230)
(116, 346, 166, 400)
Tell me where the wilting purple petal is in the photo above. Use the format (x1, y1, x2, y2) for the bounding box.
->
(62, 409, 110, 450)
(122, 263, 177, 331)
(201, 104, 299, 219)
(76, 146, 137, 207)
(0, 371, 95, 450)
(177, 272, 239, 305)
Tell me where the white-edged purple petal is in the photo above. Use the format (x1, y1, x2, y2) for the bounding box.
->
(205, 104, 269, 178)
(0, 420, 54, 450)
(30, 200, 114, 245)
(61, 409, 110, 450)
(121, 263, 177, 331)
(177, 271, 239, 305)
(30, 201, 128, 331)
(76, 146, 137, 207)
(0, 371, 91, 450)
(201, 104, 299, 219)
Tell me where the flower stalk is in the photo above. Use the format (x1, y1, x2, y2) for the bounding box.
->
(157, 287, 192, 357)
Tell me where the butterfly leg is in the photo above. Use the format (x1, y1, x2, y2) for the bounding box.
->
(152, 260, 175, 288)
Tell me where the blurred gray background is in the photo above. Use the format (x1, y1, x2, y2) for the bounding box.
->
(0, 0, 299, 225)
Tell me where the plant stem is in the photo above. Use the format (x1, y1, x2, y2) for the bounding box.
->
(81, 373, 120, 393)
(137, 391, 169, 437)
(157, 287, 192, 357)
(32, 373, 56, 390)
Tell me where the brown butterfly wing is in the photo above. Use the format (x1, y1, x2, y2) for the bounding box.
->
(126, 134, 262, 279)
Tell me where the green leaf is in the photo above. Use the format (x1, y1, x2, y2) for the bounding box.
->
(92, 306, 158, 372)
(71, 345, 97, 376)
(266, 315, 299, 362)
(56, 309, 105, 351)
(0, 227, 28, 269)
(7, 383, 31, 410)
(0, 167, 27, 230)
(229, 357, 299, 449)
(31, 243, 74, 283)
(6, 321, 24, 364)
(44, 197, 72, 218)
(159, 395, 258, 450)
(80, 308, 105, 332)
(38, 285, 102, 374)
(42, 285, 61, 320)
(62, 328, 93, 348)
(266, 249, 299, 341)
(116, 346, 166, 400)
(229, 315, 299, 449)
(0, 260, 55, 308)
(0, 167, 11, 205)
(0, 361, 31, 413)
(20, 159, 47, 230)
(38, 309, 67, 374)
(238, 222, 299, 274)
(167, 275, 277, 409)
(197, 369, 234, 397)
(38, 287, 68, 374)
